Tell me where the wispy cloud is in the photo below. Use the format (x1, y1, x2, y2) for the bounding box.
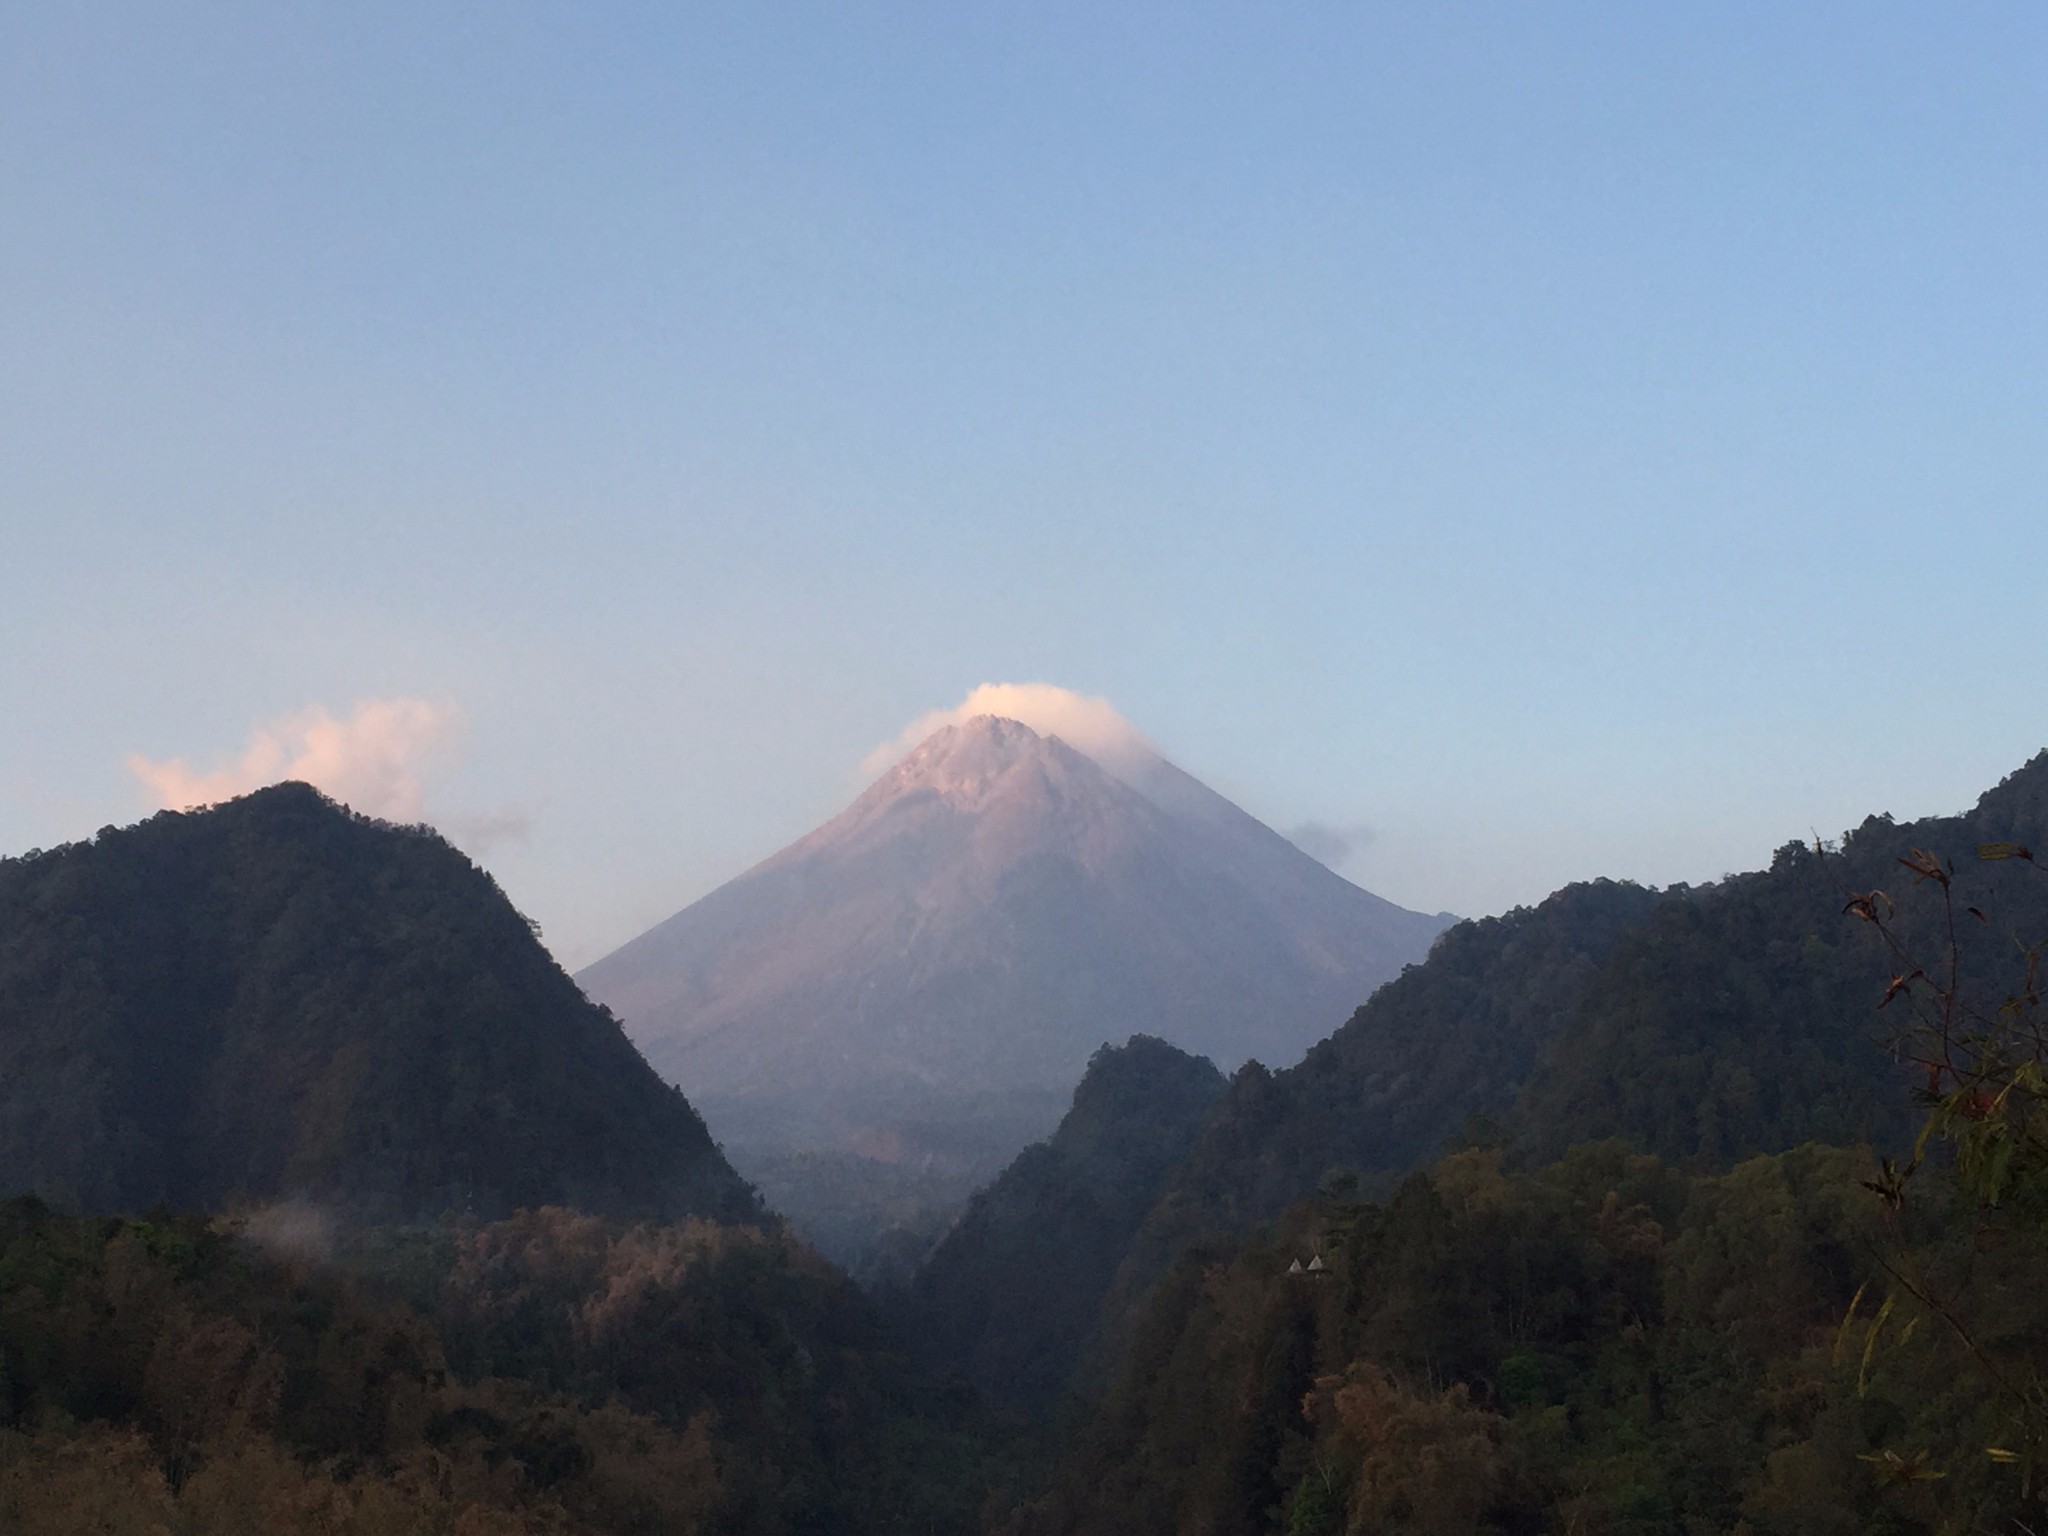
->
(1283, 819, 1376, 871)
(128, 698, 462, 820)
(442, 805, 535, 857)
(863, 682, 1157, 776)
(240, 1200, 334, 1269)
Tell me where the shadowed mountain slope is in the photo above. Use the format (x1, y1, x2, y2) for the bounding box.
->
(0, 783, 756, 1223)
(899, 1035, 1226, 1414)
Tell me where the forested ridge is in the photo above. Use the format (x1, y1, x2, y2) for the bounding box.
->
(1503, 752, 2048, 1164)
(7, 756, 2048, 1532)
(1093, 751, 2048, 1319)
(985, 753, 2048, 1534)
(1095, 877, 1666, 1334)
(0, 782, 753, 1222)
(898, 1035, 1225, 1416)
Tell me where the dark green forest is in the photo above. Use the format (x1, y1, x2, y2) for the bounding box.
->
(986, 755, 2048, 1534)
(898, 1035, 1224, 1417)
(6, 758, 2048, 1532)
(0, 1196, 1011, 1534)
(0, 783, 753, 1222)
(1095, 753, 2048, 1323)
(1022, 1139, 2043, 1536)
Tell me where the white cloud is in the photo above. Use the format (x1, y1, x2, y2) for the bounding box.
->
(863, 682, 1157, 776)
(128, 698, 462, 821)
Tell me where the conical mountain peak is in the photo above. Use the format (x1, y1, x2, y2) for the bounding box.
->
(886, 715, 1058, 798)
(797, 715, 1157, 856)
(578, 710, 1453, 1265)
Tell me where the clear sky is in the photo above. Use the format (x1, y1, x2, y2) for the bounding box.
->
(5, 4, 2046, 968)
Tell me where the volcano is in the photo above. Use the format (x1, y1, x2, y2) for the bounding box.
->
(578, 717, 1449, 1215)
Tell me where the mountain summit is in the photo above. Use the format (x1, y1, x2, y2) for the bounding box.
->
(579, 715, 1449, 1254)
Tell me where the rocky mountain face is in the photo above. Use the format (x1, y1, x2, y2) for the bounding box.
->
(0, 783, 757, 1223)
(578, 714, 1450, 1262)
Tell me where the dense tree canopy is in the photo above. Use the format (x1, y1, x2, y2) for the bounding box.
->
(901, 1035, 1225, 1415)
(1095, 753, 2048, 1341)
(1506, 759, 2048, 1166)
(1023, 1140, 2046, 1536)
(0, 1196, 1013, 1535)
(0, 783, 754, 1222)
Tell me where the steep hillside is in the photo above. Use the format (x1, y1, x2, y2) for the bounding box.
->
(901, 1035, 1225, 1414)
(1082, 753, 2048, 1378)
(1102, 879, 1665, 1318)
(0, 783, 755, 1223)
(1025, 746, 2048, 1534)
(1508, 751, 2048, 1164)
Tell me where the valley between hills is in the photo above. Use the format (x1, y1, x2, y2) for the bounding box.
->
(6, 722, 2048, 1534)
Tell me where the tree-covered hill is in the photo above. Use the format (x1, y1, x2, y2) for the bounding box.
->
(0, 783, 756, 1223)
(1095, 879, 1665, 1340)
(1094, 752, 2048, 1343)
(1506, 751, 2048, 1166)
(900, 1035, 1225, 1415)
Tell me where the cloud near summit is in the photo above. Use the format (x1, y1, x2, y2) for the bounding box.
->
(128, 698, 461, 821)
(863, 683, 1157, 777)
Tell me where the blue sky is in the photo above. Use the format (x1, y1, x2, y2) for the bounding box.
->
(5, 4, 2046, 966)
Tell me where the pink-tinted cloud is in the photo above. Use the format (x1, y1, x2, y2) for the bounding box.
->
(128, 698, 462, 820)
(863, 682, 1157, 777)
